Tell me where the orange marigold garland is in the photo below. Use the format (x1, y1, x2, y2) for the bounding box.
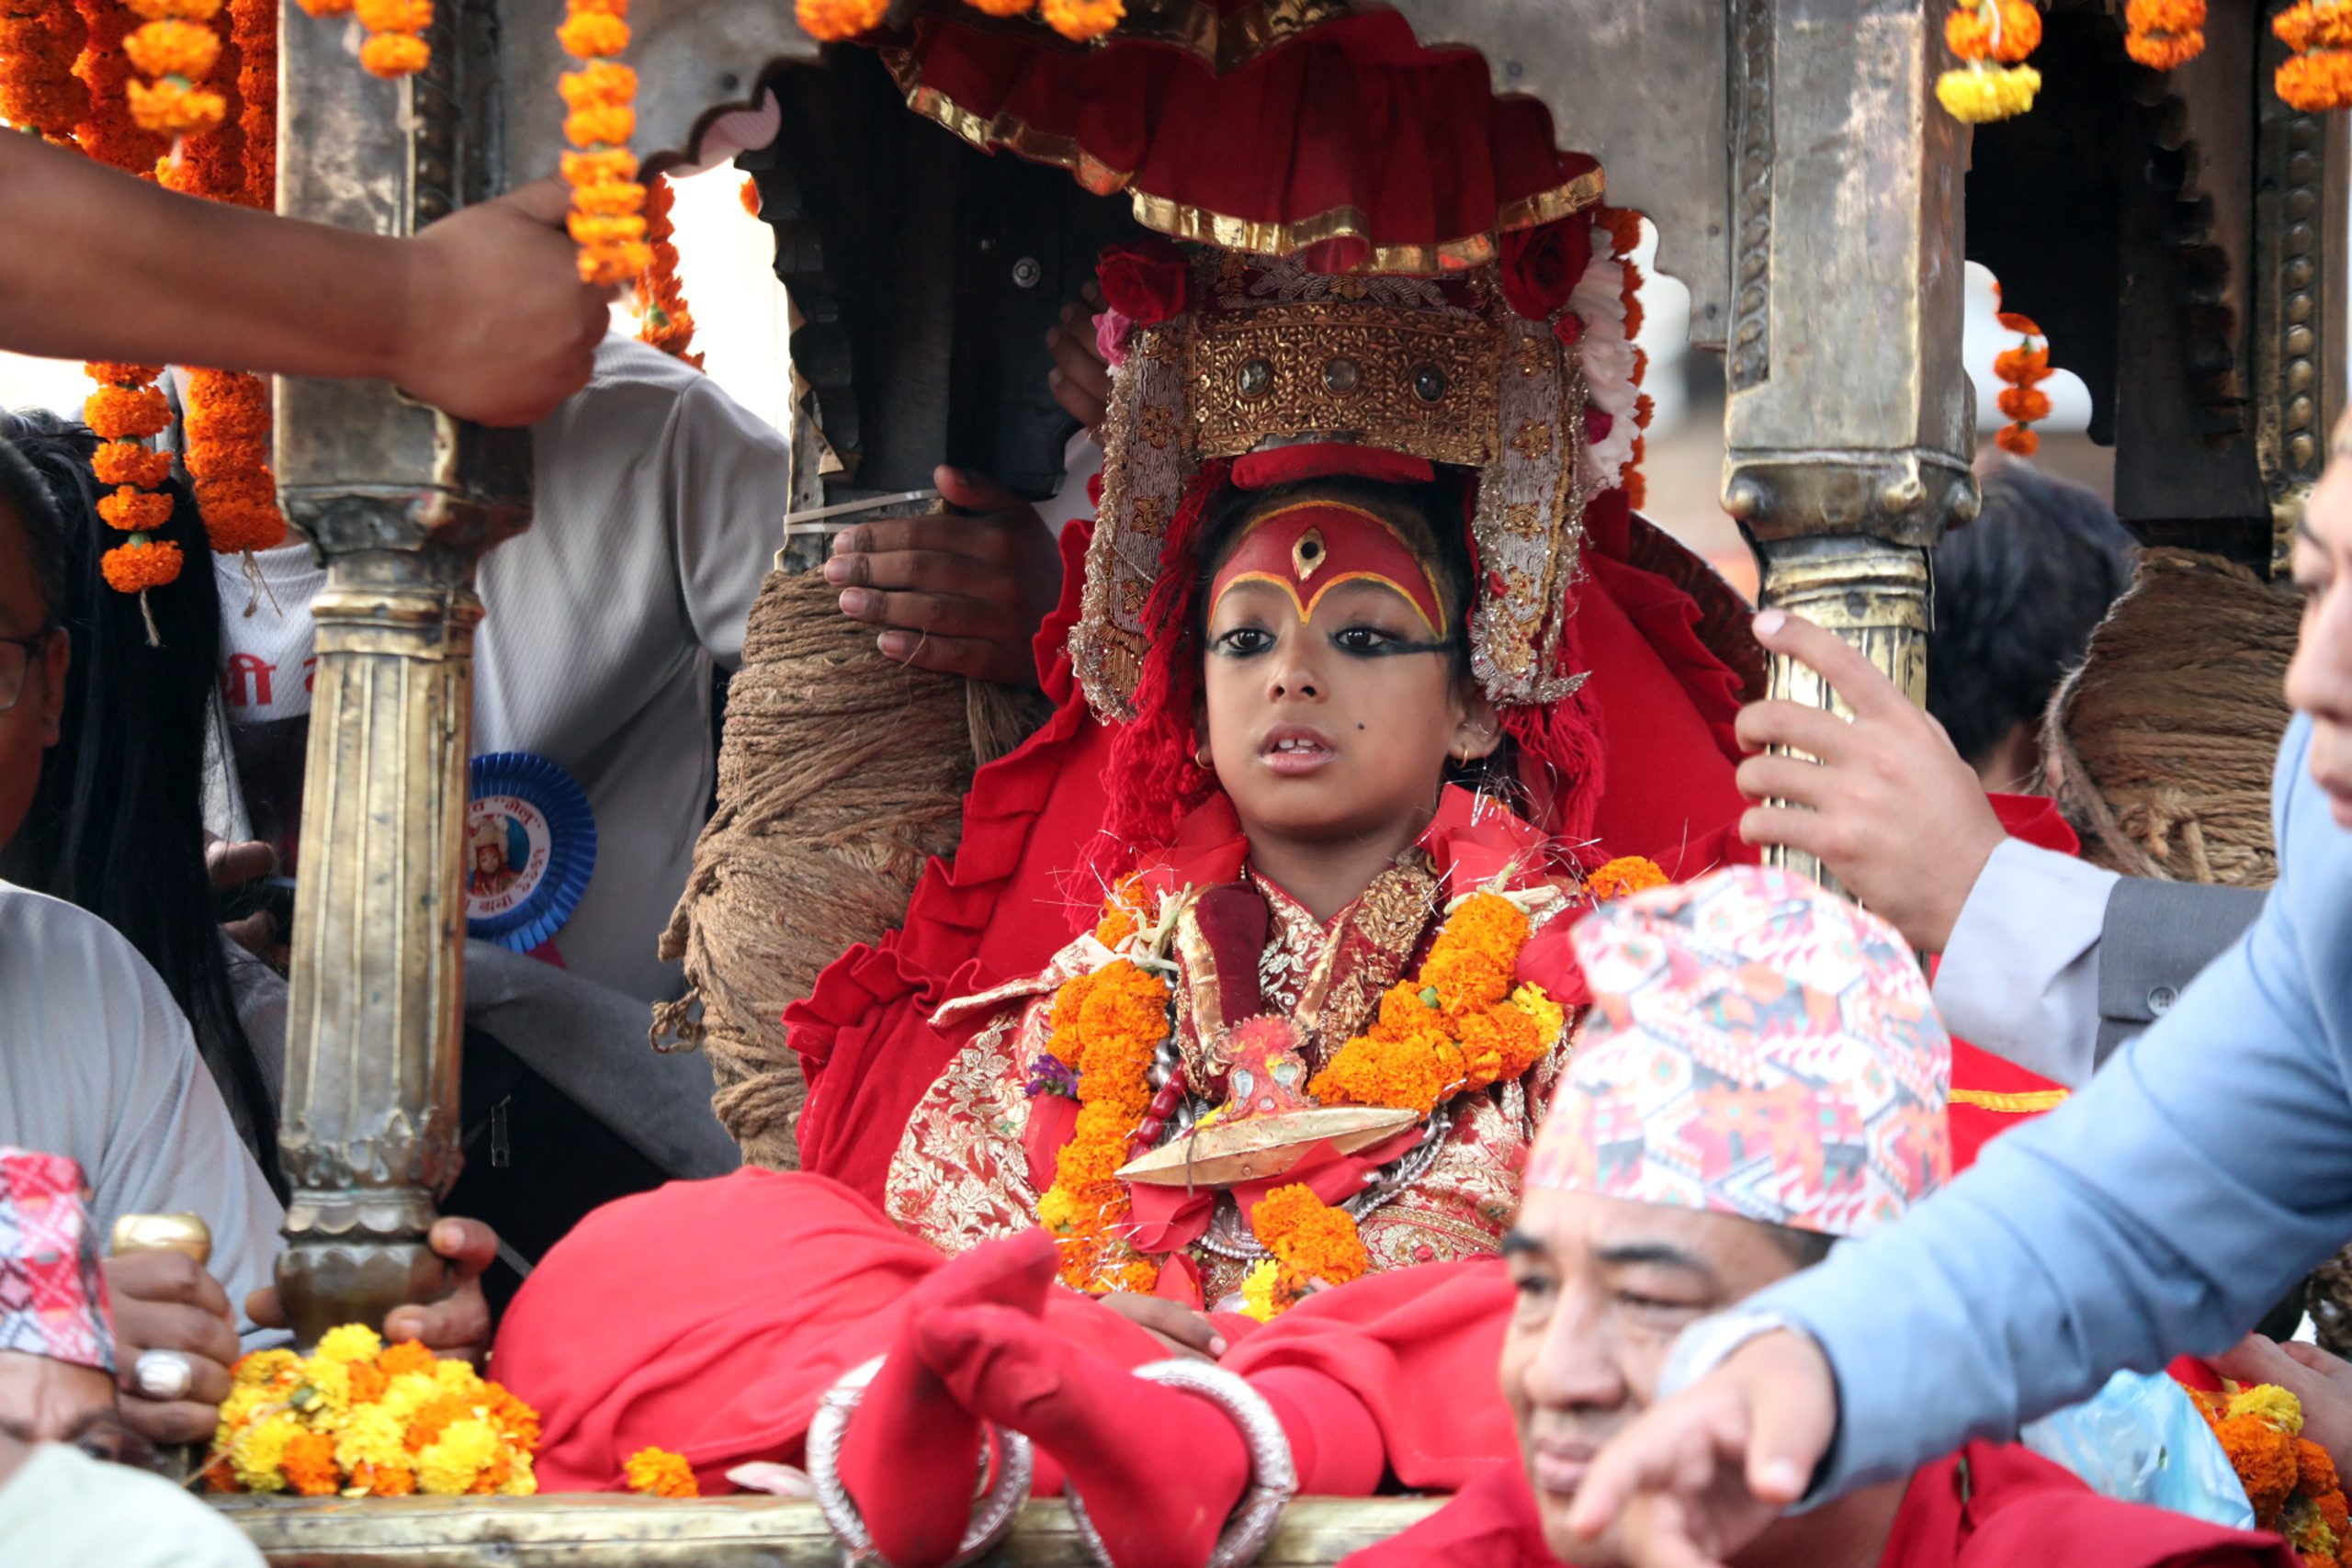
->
(121, 0, 226, 136)
(1993, 311, 2052, 457)
(558, 0, 650, 286)
(0, 0, 89, 142)
(794, 0, 885, 41)
(1033, 953, 1174, 1294)
(1936, 0, 2042, 123)
(1586, 855, 1669, 903)
(738, 174, 760, 217)
(1038, 0, 1121, 41)
(85, 361, 182, 604)
(624, 1447, 699, 1498)
(2124, 0, 2205, 70)
(2276, 2, 2352, 112)
(72, 0, 164, 170)
(227, 0, 269, 205)
(1309, 891, 1568, 1118)
(184, 368, 288, 552)
(352, 0, 426, 80)
(1595, 205, 1654, 510)
(637, 173, 702, 368)
(1238, 1184, 1369, 1321)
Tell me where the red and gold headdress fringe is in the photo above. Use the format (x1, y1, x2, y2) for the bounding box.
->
(1994, 311, 2052, 457)
(1935, 0, 2041, 124)
(797, 0, 1122, 45)
(636, 173, 701, 368)
(559, 0, 650, 286)
(2275, 1, 2352, 113)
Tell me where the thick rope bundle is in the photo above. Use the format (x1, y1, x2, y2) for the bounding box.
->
(653, 570, 1045, 1168)
(2041, 548, 2297, 890)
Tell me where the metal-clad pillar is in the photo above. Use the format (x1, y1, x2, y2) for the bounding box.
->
(1722, 0, 1977, 886)
(269, 0, 528, 1345)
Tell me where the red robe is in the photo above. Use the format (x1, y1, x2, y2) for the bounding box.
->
(1338, 1442, 2295, 1568)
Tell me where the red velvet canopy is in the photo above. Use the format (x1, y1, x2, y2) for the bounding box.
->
(880, 3, 1601, 274)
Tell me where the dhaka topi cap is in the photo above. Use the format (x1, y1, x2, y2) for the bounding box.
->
(1526, 865, 1951, 1240)
(0, 1147, 115, 1372)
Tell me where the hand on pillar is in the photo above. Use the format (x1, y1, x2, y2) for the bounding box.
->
(822, 466, 1064, 687)
(247, 1218, 500, 1366)
(1732, 611, 2007, 953)
(102, 1251, 241, 1446)
(395, 176, 618, 428)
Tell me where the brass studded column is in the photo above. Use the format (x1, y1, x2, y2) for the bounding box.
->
(1722, 0, 1976, 889)
(270, 0, 528, 1346)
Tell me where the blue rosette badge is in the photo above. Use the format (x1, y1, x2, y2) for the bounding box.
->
(465, 752, 596, 953)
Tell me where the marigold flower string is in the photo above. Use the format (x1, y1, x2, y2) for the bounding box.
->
(1993, 311, 2052, 457)
(72, 0, 164, 171)
(2194, 1382, 2347, 1554)
(793, 0, 885, 40)
(1936, 0, 2042, 124)
(738, 173, 760, 217)
(2124, 0, 2205, 70)
(1242, 1184, 1368, 1320)
(1596, 206, 1653, 509)
(353, 0, 426, 79)
(624, 1446, 699, 1497)
(558, 0, 650, 285)
(85, 361, 182, 617)
(0, 0, 89, 142)
(122, 0, 226, 136)
(637, 173, 702, 368)
(2276, 1, 2352, 112)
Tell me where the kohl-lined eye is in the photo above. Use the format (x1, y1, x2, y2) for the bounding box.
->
(1213, 626, 1276, 657)
(1332, 623, 1408, 654)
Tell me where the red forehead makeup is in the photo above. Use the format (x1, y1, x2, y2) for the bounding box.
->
(1209, 502, 1448, 639)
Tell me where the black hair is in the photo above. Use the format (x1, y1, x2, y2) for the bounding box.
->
(1193, 473, 1521, 801)
(0, 435, 67, 623)
(0, 411, 283, 1195)
(1926, 457, 2136, 771)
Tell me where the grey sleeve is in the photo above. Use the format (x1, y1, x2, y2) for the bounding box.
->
(2093, 878, 2268, 1064)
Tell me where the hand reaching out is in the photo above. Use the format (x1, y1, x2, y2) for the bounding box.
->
(1566, 1330, 1838, 1568)
(1733, 611, 2007, 953)
(2213, 1335, 2352, 1481)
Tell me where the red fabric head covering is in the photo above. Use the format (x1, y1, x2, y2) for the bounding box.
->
(1229, 445, 1437, 491)
(0, 1147, 115, 1373)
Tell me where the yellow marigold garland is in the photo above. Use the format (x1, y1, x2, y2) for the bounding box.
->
(793, 0, 886, 42)
(2193, 1382, 2348, 1556)
(2276, 1, 2352, 112)
(206, 1328, 537, 1497)
(0, 0, 89, 142)
(1936, 0, 2041, 124)
(624, 1446, 699, 1497)
(1034, 954, 1173, 1294)
(1309, 891, 1563, 1117)
(559, 0, 649, 286)
(2124, 0, 2205, 70)
(1993, 310, 2052, 457)
(637, 173, 702, 368)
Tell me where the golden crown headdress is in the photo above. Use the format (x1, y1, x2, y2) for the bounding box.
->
(1073, 215, 1645, 722)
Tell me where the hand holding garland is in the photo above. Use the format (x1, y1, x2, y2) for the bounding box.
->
(0, 133, 614, 427)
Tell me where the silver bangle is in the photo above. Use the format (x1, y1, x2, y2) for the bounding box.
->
(805, 1355, 1034, 1567)
(1066, 1360, 1297, 1568)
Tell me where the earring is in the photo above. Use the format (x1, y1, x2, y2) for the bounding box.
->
(1194, 741, 1213, 767)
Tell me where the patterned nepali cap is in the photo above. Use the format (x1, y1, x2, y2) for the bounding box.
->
(0, 1148, 115, 1372)
(1528, 866, 1951, 1239)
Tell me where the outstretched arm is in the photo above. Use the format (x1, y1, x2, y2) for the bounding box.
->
(0, 135, 610, 427)
(1571, 717, 2352, 1566)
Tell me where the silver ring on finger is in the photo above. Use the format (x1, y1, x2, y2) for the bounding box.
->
(133, 1348, 196, 1402)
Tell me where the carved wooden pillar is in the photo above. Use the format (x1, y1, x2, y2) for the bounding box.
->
(270, 0, 529, 1346)
(1722, 0, 1977, 889)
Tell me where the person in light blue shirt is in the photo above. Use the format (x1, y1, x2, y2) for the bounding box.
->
(1560, 429, 2352, 1568)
